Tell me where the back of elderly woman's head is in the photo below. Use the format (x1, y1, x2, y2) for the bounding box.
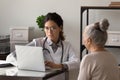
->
(84, 18, 109, 47)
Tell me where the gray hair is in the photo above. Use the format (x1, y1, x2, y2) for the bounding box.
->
(85, 18, 109, 46)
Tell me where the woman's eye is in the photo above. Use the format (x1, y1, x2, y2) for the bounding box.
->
(45, 27, 57, 31)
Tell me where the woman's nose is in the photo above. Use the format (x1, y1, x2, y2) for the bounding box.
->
(48, 28, 53, 33)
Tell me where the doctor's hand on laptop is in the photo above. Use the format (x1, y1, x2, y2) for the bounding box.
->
(45, 61, 62, 69)
(45, 61, 68, 71)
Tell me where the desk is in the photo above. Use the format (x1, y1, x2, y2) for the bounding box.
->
(0, 67, 67, 80)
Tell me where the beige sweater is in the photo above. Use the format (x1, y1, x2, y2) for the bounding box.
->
(77, 51, 119, 80)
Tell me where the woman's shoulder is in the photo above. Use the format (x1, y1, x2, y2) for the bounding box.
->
(80, 54, 95, 68)
(32, 37, 45, 42)
(83, 54, 93, 60)
(82, 53, 96, 63)
(62, 40, 72, 46)
(62, 41, 74, 49)
(82, 51, 116, 62)
(29, 37, 46, 46)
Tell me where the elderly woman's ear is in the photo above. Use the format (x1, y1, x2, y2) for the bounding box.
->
(86, 38, 92, 45)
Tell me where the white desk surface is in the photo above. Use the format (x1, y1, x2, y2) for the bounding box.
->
(0, 60, 66, 80)
(0, 66, 64, 78)
(0, 67, 48, 77)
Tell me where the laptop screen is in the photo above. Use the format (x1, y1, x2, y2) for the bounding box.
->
(15, 45, 45, 71)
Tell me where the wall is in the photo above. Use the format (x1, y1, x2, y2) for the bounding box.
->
(0, 0, 120, 80)
(0, 0, 80, 54)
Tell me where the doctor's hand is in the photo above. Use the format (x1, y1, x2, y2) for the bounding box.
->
(45, 61, 62, 69)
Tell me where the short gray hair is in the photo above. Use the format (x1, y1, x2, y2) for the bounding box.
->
(85, 18, 109, 46)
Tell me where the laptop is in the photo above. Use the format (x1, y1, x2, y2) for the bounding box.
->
(15, 45, 46, 72)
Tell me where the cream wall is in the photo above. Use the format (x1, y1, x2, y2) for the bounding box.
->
(0, 0, 80, 56)
(0, 0, 120, 80)
(1, 0, 119, 57)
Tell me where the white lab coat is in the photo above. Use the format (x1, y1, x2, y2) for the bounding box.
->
(6, 37, 80, 80)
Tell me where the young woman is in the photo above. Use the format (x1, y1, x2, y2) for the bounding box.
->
(6, 12, 79, 80)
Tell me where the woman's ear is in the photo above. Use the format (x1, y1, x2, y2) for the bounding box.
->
(59, 26, 63, 31)
(87, 38, 92, 45)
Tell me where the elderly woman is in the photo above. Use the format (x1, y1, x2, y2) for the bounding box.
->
(77, 19, 119, 80)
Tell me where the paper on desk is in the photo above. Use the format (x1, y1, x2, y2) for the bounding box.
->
(0, 60, 10, 64)
(0, 60, 14, 67)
